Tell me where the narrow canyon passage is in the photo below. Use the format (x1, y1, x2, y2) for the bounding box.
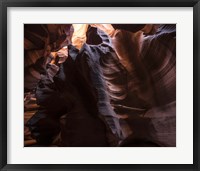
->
(24, 24, 176, 147)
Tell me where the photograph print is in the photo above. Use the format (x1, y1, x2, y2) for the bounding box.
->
(24, 24, 176, 147)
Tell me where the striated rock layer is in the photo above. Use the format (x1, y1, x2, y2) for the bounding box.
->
(24, 24, 176, 147)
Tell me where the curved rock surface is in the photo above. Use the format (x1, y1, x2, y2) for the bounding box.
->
(24, 24, 176, 147)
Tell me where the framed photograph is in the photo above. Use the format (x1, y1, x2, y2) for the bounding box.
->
(1, 0, 199, 170)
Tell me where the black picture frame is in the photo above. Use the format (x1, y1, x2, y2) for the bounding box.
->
(0, 0, 199, 170)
